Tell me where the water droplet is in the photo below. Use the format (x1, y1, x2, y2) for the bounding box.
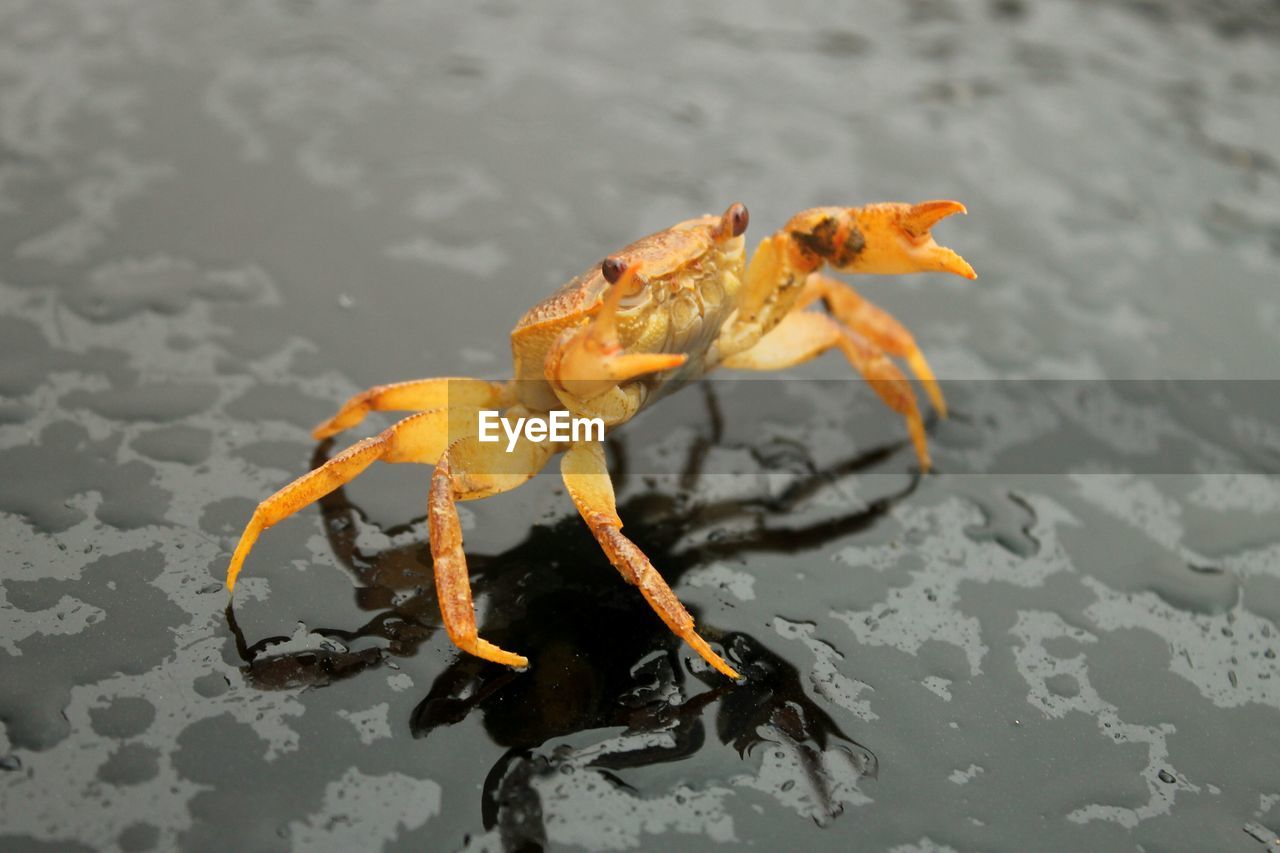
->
(198, 582, 222, 594)
(1157, 769, 1176, 784)
(0, 754, 21, 771)
(338, 293, 355, 309)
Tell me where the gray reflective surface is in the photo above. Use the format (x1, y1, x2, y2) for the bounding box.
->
(1, 2, 1278, 851)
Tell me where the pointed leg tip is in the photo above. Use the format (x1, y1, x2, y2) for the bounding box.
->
(685, 634, 741, 680)
(470, 638, 529, 669)
(912, 437, 933, 473)
(705, 653, 741, 681)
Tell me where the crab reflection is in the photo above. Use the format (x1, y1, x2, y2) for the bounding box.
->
(231, 387, 923, 831)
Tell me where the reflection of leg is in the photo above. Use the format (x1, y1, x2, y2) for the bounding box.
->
(723, 310, 930, 471)
(310, 439, 364, 576)
(482, 749, 548, 850)
(681, 382, 726, 489)
(313, 377, 509, 438)
(590, 686, 724, 772)
(429, 435, 552, 668)
(227, 409, 458, 591)
(561, 441, 740, 679)
(412, 657, 520, 737)
(702, 381, 725, 443)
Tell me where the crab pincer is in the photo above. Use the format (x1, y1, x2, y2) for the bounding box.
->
(548, 259, 689, 401)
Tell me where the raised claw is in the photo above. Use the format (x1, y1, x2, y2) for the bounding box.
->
(784, 200, 976, 281)
(898, 199, 976, 280)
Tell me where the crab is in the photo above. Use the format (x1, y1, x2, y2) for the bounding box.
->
(225, 200, 976, 680)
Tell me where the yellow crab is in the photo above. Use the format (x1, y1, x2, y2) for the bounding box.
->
(226, 200, 975, 680)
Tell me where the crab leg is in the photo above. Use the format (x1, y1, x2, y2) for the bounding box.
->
(430, 435, 554, 668)
(722, 310, 931, 471)
(227, 406, 479, 591)
(313, 377, 510, 439)
(799, 273, 947, 416)
(560, 441, 740, 679)
(549, 261, 688, 401)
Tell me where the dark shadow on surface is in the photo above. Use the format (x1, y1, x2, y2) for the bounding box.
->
(227, 386, 923, 836)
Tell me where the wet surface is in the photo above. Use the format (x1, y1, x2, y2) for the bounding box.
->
(1, 1, 1279, 850)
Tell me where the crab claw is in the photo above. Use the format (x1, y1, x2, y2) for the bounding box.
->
(902, 199, 967, 236)
(802, 199, 975, 280)
(548, 259, 689, 401)
(898, 200, 976, 280)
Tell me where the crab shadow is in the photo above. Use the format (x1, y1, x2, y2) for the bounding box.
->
(228, 386, 928, 835)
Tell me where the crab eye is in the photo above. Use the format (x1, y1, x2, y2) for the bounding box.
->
(728, 203, 749, 237)
(601, 256, 627, 284)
